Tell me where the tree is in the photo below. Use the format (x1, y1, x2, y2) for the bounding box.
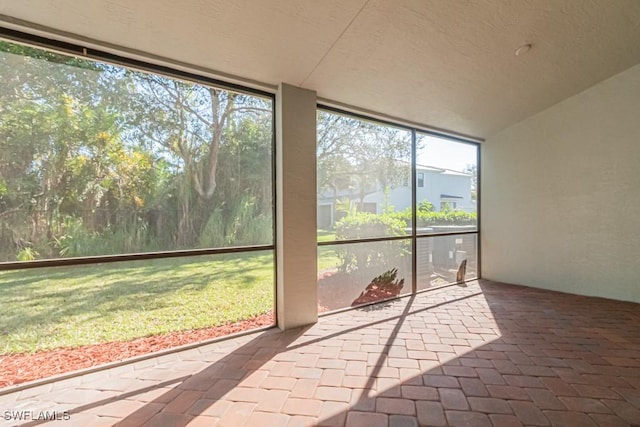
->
(0, 41, 140, 257)
(0, 39, 274, 260)
(129, 74, 273, 246)
(316, 111, 411, 212)
(463, 164, 477, 201)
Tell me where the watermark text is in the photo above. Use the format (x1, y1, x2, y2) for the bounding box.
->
(3, 410, 71, 422)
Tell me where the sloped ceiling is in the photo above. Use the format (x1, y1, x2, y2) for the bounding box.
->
(2, 0, 640, 138)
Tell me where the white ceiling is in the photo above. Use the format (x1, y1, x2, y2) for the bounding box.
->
(2, 0, 640, 138)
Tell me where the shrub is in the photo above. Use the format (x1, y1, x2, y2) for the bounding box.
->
(54, 216, 152, 257)
(334, 212, 408, 273)
(385, 208, 477, 229)
(335, 212, 405, 240)
(16, 247, 38, 261)
(200, 194, 272, 248)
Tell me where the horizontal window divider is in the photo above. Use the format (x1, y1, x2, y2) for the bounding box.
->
(0, 245, 274, 271)
(416, 230, 479, 238)
(318, 230, 477, 247)
(318, 235, 412, 247)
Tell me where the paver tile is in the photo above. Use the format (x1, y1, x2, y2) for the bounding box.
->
(245, 411, 290, 427)
(558, 396, 613, 413)
(282, 398, 323, 417)
(320, 369, 345, 387)
(287, 415, 317, 427)
(460, 377, 489, 397)
(217, 401, 256, 426)
(439, 388, 469, 410)
(142, 412, 193, 427)
(109, 402, 164, 426)
(315, 386, 352, 402)
(400, 385, 438, 401)
(467, 397, 512, 414)
(261, 376, 297, 391)
(185, 415, 220, 427)
(476, 368, 506, 385)
(589, 413, 634, 427)
(542, 410, 598, 427)
(488, 414, 524, 427)
(1, 281, 639, 427)
(318, 401, 349, 427)
(290, 379, 320, 399)
(445, 410, 492, 427)
(345, 411, 388, 427)
(509, 400, 549, 426)
(376, 397, 416, 415)
(423, 374, 459, 388)
(88, 399, 146, 418)
(163, 390, 204, 414)
(388, 414, 418, 427)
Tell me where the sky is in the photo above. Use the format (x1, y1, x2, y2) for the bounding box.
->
(416, 133, 477, 172)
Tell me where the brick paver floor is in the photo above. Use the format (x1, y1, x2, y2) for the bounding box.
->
(1, 280, 639, 426)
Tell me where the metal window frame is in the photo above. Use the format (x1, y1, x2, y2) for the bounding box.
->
(316, 105, 481, 306)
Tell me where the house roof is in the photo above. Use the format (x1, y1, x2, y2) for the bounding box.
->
(2, 1, 640, 138)
(415, 163, 471, 177)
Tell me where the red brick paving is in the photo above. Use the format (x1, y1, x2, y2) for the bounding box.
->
(0, 280, 639, 426)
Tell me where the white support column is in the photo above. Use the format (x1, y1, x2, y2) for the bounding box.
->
(276, 83, 318, 329)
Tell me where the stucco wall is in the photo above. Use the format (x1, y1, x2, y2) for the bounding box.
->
(481, 64, 640, 303)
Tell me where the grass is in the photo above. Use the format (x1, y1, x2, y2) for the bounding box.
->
(0, 251, 274, 354)
(317, 230, 341, 272)
(316, 229, 336, 242)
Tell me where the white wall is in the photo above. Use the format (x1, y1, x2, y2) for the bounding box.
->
(361, 169, 474, 214)
(482, 63, 640, 303)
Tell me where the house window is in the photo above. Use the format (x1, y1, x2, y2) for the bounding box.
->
(418, 173, 425, 187)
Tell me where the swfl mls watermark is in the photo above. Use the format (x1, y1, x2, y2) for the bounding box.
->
(3, 410, 71, 422)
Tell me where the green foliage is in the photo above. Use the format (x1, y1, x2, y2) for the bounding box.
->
(54, 216, 153, 258)
(0, 39, 274, 262)
(335, 198, 359, 217)
(331, 206, 475, 273)
(334, 212, 408, 273)
(200, 195, 272, 248)
(335, 212, 406, 240)
(389, 208, 477, 229)
(418, 199, 435, 213)
(16, 248, 38, 261)
(316, 110, 411, 207)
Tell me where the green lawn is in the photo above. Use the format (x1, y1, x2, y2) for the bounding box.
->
(0, 251, 274, 354)
(318, 247, 341, 272)
(317, 230, 340, 272)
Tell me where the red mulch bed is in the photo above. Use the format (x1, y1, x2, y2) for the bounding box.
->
(0, 312, 274, 389)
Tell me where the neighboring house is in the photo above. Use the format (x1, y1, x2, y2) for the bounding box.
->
(318, 164, 475, 228)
